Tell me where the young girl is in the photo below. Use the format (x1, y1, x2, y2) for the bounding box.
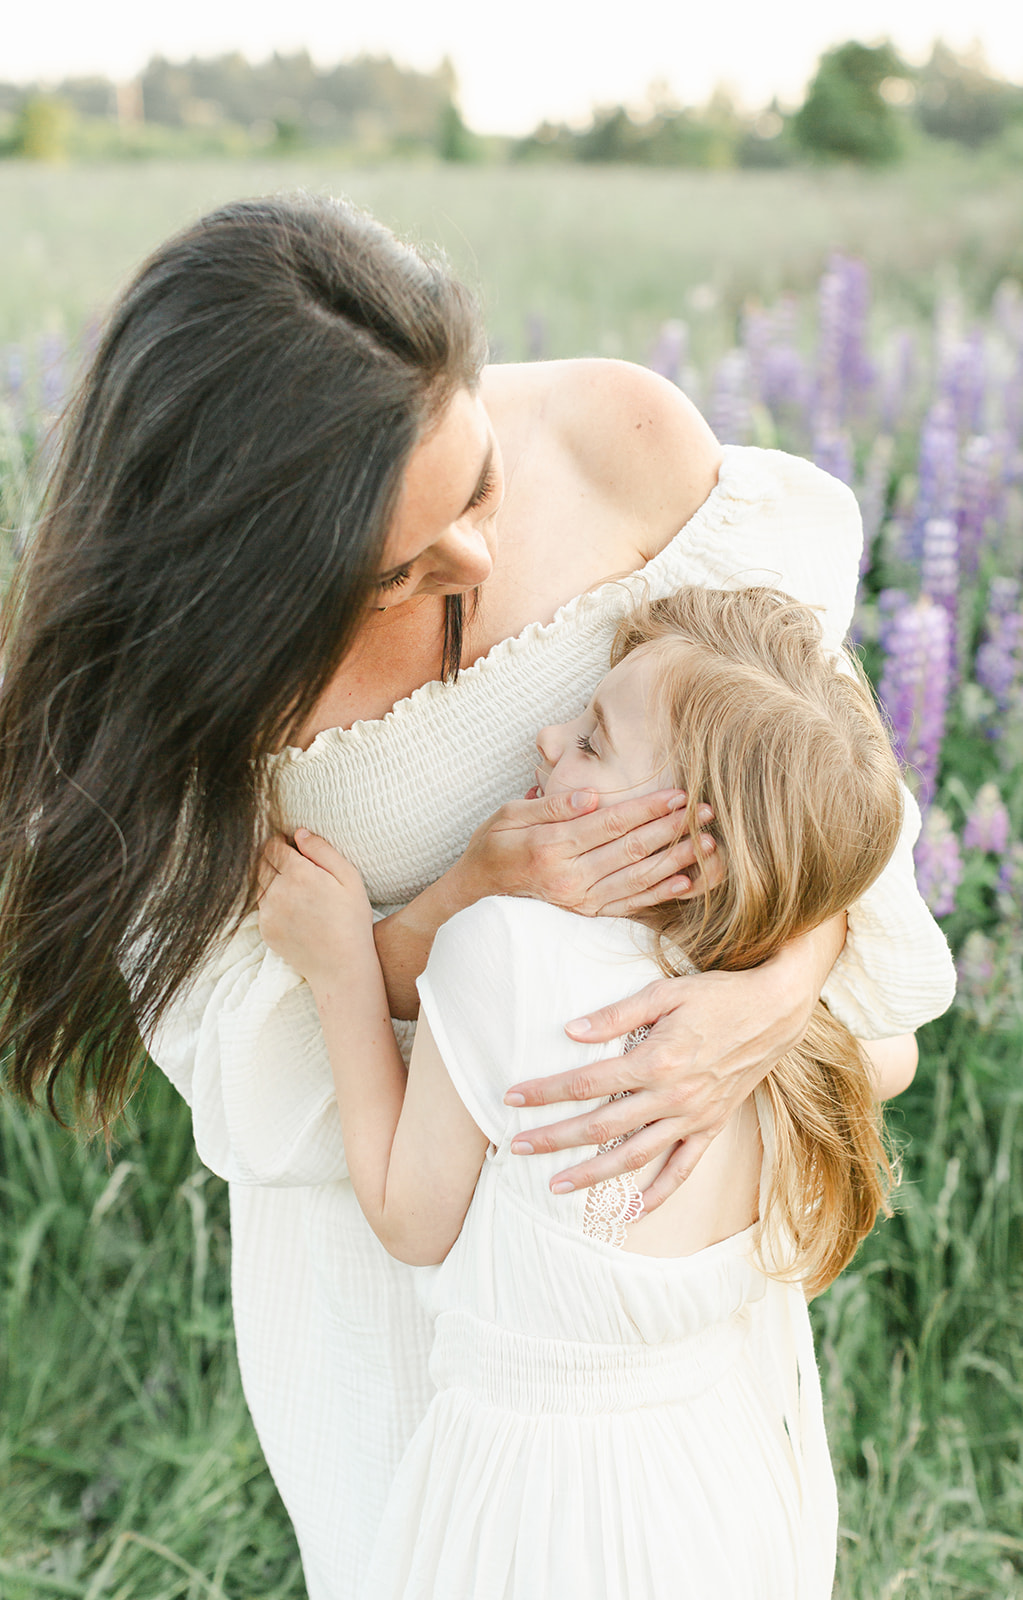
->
(258, 584, 913, 1600)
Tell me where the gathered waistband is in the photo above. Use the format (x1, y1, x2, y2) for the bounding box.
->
(429, 1307, 750, 1415)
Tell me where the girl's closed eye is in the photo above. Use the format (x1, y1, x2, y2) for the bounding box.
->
(576, 733, 597, 755)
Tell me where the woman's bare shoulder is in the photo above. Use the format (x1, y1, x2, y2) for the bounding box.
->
(484, 359, 723, 559)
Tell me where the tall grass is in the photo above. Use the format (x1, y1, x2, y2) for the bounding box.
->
(1, 162, 1022, 1597)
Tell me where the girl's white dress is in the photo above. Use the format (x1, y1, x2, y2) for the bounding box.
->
(147, 447, 956, 1599)
(364, 895, 837, 1600)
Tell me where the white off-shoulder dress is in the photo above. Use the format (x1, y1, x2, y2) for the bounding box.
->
(147, 447, 956, 1600)
(364, 895, 835, 1600)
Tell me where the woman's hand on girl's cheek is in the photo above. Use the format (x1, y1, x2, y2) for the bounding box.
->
(257, 831, 373, 985)
(503, 961, 815, 1212)
(454, 789, 718, 916)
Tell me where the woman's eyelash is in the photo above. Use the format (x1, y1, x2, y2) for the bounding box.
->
(377, 564, 413, 591)
(576, 733, 596, 755)
(466, 468, 497, 511)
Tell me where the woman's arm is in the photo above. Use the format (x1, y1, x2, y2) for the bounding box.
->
(145, 911, 349, 1187)
(863, 1034, 918, 1099)
(504, 913, 847, 1210)
(259, 831, 488, 1265)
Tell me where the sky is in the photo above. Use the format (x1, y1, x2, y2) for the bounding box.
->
(5, 1, 1023, 135)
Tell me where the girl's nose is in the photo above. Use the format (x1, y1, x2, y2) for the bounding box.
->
(536, 723, 565, 764)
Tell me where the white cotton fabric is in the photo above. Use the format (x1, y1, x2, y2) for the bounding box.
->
(360, 895, 836, 1600)
(147, 446, 956, 1599)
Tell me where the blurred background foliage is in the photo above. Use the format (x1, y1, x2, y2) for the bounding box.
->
(0, 37, 1022, 168)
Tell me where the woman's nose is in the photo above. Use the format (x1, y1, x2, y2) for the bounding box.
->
(432, 522, 494, 590)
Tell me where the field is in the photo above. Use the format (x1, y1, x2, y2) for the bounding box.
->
(2, 159, 1023, 1599)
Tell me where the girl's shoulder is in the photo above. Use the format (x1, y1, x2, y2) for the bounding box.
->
(429, 895, 648, 977)
(417, 898, 661, 1150)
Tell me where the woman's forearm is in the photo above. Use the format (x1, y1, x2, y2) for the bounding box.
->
(760, 911, 848, 1037)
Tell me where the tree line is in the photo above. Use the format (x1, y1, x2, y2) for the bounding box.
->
(514, 42, 1023, 167)
(0, 50, 473, 161)
(2, 39, 1021, 165)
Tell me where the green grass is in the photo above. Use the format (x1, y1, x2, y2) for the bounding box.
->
(2, 1021, 1020, 1597)
(0, 1074, 305, 1599)
(2, 156, 1022, 365)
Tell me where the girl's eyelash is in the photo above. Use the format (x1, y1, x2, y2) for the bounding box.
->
(466, 468, 497, 511)
(576, 734, 596, 755)
(377, 564, 413, 591)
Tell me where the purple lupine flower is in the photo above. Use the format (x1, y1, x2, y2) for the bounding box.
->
(812, 429, 853, 486)
(648, 320, 688, 387)
(940, 330, 987, 437)
(762, 344, 811, 416)
(877, 588, 909, 653)
(913, 806, 963, 918)
(856, 435, 893, 576)
(975, 577, 1023, 713)
(881, 329, 917, 435)
(709, 350, 753, 445)
(997, 842, 1023, 923)
(740, 307, 771, 404)
(5, 345, 25, 400)
(963, 782, 1011, 855)
(955, 929, 999, 1024)
(921, 516, 959, 676)
(1003, 349, 1023, 451)
(39, 332, 68, 414)
(956, 928, 995, 1000)
(878, 596, 950, 806)
(816, 255, 874, 430)
(910, 398, 959, 561)
(957, 434, 997, 577)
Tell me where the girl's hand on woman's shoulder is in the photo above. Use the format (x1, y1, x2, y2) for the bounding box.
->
(455, 788, 720, 917)
(257, 830, 373, 988)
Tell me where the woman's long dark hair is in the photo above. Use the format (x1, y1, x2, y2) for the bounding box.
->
(0, 194, 486, 1125)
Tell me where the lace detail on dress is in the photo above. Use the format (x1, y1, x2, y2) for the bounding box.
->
(582, 1027, 651, 1248)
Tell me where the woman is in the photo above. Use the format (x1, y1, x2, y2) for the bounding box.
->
(0, 195, 954, 1598)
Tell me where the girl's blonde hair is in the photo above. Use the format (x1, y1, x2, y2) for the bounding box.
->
(612, 586, 905, 1297)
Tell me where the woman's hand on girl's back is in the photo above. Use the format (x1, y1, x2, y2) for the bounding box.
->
(257, 832, 373, 989)
(455, 789, 719, 916)
(502, 915, 847, 1211)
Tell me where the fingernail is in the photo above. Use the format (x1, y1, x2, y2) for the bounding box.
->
(566, 1018, 592, 1034)
(295, 827, 310, 840)
(667, 793, 689, 810)
(701, 835, 716, 851)
(510, 1139, 534, 1154)
(697, 806, 713, 822)
(504, 1091, 526, 1106)
(671, 877, 690, 893)
(550, 1180, 574, 1194)
(571, 791, 592, 809)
